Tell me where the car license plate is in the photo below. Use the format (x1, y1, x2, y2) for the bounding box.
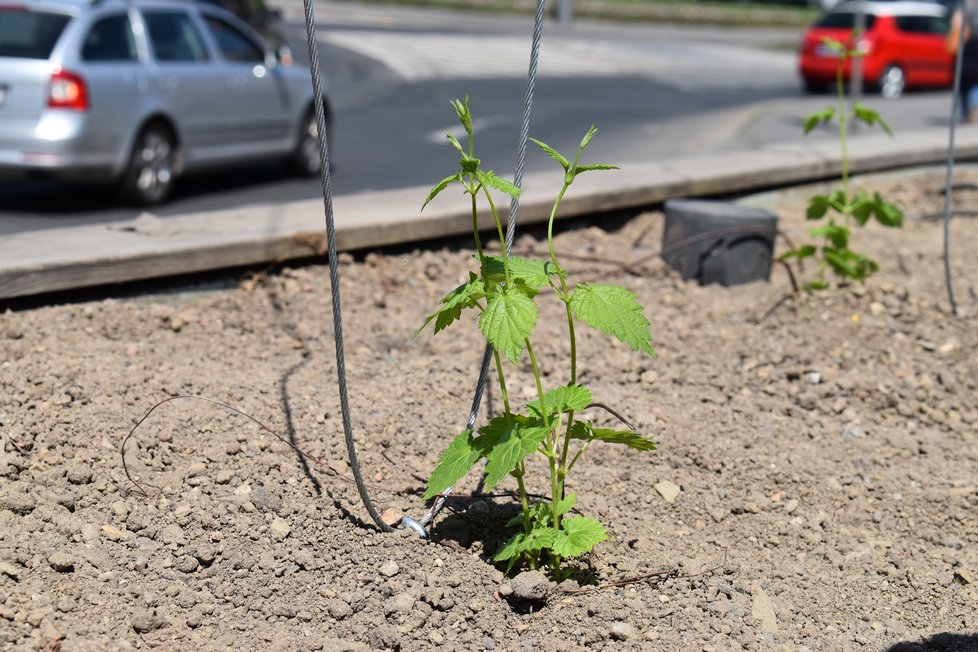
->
(815, 44, 840, 58)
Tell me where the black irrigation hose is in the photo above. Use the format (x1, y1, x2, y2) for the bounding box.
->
(299, 0, 392, 532)
(941, 2, 968, 317)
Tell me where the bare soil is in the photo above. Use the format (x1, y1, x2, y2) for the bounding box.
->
(1, 167, 977, 651)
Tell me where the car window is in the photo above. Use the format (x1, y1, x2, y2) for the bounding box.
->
(82, 14, 138, 61)
(202, 15, 263, 63)
(894, 14, 950, 35)
(0, 9, 70, 59)
(815, 11, 878, 30)
(143, 10, 209, 62)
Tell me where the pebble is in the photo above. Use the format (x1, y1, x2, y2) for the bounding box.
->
(159, 524, 187, 546)
(47, 551, 75, 573)
(610, 621, 634, 641)
(65, 464, 93, 485)
(0, 561, 21, 580)
(101, 524, 133, 542)
(80, 524, 99, 543)
(654, 480, 681, 504)
(379, 561, 399, 577)
(326, 599, 352, 620)
(510, 570, 553, 601)
(177, 556, 200, 574)
(387, 593, 415, 614)
(269, 517, 291, 540)
(751, 584, 778, 633)
(131, 608, 166, 633)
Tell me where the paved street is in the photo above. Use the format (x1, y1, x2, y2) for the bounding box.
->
(0, 1, 961, 235)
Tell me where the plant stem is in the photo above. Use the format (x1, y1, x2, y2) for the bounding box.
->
(836, 46, 851, 229)
(481, 186, 511, 283)
(514, 463, 532, 535)
(493, 349, 511, 415)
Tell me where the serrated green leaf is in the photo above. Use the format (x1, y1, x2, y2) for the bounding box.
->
(460, 156, 480, 174)
(556, 492, 576, 516)
(569, 283, 654, 355)
(803, 280, 829, 292)
(573, 163, 619, 175)
(872, 193, 903, 227)
(416, 273, 485, 336)
(477, 170, 520, 200)
(853, 103, 893, 136)
(851, 191, 873, 226)
(478, 414, 549, 492)
(493, 530, 525, 562)
(424, 429, 480, 499)
(422, 172, 462, 211)
(493, 526, 558, 564)
(527, 385, 592, 418)
(552, 516, 606, 557)
(806, 194, 830, 220)
(827, 189, 848, 213)
(570, 421, 657, 451)
(778, 245, 817, 262)
(810, 223, 849, 249)
(529, 137, 570, 169)
(479, 287, 537, 364)
(481, 255, 562, 289)
(803, 107, 836, 134)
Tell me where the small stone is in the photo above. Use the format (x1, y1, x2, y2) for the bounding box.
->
(654, 480, 681, 504)
(66, 465, 93, 485)
(47, 552, 75, 573)
(134, 556, 149, 571)
(326, 599, 352, 620)
(483, 636, 496, 650)
(381, 509, 402, 527)
(869, 302, 886, 316)
(131, 608, 166, 633)
(510, 570, 553, 601)
(842, 424, 865, 439)
(387, 593, 415, 614)
(437, 597, 455, 611)
(429, 631, 444, 645)
(80, 524, 99, 543)
(610, 621, 634, 641)
(379, 561, 399, 577)
(751, 584, 778, 633)
(177, 556, 199, 574)
(784, 499, 799, 515)
(269, 517, 290, 540)
(159, 524, 186, 546)
(173, 504, 192, 519)
(954, 570, 975, 585)
(497, 583, 514, 598)
(101, 525, 133, 542)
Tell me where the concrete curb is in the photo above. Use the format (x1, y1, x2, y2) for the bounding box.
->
(1, 126, 975, 300)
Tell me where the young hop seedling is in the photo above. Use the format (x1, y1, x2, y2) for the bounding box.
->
(781, 35, 903, 292)
(417, 97, 656, 579)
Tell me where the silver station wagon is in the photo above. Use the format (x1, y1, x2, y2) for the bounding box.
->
(0, 0, 329, 204)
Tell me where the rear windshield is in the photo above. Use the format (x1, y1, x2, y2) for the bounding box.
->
(0, 9, 70, 59)
(815, 12, 878, 29)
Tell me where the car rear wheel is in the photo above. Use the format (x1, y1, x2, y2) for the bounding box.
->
(288, 108, 323, 177)
(878, 64, 906, 100)
(120, 124, 177, 205)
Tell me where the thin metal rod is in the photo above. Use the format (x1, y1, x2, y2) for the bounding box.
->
(941, 1, 967, 316)
(299, 0, 392, 531)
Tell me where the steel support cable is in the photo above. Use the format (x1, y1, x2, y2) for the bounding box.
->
(941, 2, 968, 317)
(299, 0, 392, 531)
(411, 0, 549, 534)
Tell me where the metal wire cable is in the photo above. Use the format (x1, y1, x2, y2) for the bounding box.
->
(299, 0, 392, 532)
(414, 0, 549, 533)
(941, 1, 968, 317)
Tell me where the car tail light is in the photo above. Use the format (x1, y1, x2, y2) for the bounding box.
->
(48, 69, 88, 110)
(854, 35, 874, 55)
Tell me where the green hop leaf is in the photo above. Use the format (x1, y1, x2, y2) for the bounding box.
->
(479, 414, 548, 492)
(451, 96, 472, 137)
(806, 194, 831, 220)
(851, 191, 873, 226)
(480, 287, 538, 364)
(481, 255, 562, 290)
(778, 245, 817, 262)
(555, 492, 577, 517)
(446, 132, 465, 155)
(570, 421, 657, 451)
(803, 106, 836, 134)
(422, 172, 462, 211)
(810, 222, 849, 249)
(529, 137, 570, 169)
(872, 193, 903, 227)
(477, 170, 520, 200)
(803, 280, 829, 292)
(569, 283, 654, 355)
(552, 516, 607, 558)
(573, 163, 619, 176)
(579, 125, 598, 150)
(527, 385, 592, 418)
(853, 103, 893, 136)
(416, 273, 485, 336)
(424, 429, 480, 499)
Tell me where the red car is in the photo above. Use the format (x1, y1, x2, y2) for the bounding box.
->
(799, 1, 954, 98)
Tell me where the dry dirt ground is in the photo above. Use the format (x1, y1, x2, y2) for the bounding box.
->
(1, 167, 977, 651)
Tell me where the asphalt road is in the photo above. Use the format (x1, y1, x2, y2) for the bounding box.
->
(0, 4, 959, 234)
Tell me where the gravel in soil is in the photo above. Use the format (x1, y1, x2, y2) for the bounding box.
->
(1, 168, 977, 651)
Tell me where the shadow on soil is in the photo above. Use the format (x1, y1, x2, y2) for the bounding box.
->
(887, 633, 978, 651)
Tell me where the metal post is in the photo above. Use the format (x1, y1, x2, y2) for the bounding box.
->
(554, 0, 573, 24)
